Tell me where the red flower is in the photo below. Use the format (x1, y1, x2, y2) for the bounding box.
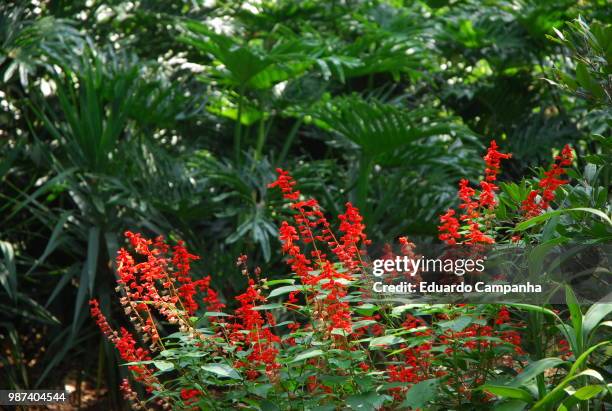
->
(181, 388, 202, 407)
(270, 168, 357, 338)
(89, 300, 159, 391)
(478, 181, 498, 209)
(521, 145, 573, 217)
(483, 140, 512, 182)
(268, 168, 300, 201)
(437, 140, 511, 244)
(230, 278, 281, 381)
(458, 179, 479, 221)
(466, 222, 495, 245)
(438, 209, 461, 245)
(332, 202, 371, 273)
(495, 306, 511, 325)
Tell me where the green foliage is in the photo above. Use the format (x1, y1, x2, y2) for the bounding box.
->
(0, 0, 610, 407)
(547, 16, 612, 107)
(488, 292, 611, 410)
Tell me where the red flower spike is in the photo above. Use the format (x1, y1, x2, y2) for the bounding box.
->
(521, 145, 573, 217)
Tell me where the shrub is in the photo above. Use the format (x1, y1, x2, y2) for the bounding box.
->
(90, 141, 610, 410)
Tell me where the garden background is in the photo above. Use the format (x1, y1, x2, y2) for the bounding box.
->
(0, 0, 610, 409)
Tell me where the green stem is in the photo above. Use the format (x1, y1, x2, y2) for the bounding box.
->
(234, 87, 245, 165)
(254, 116, 266, 162)
(96, 341, 104, 391)
(276, 118, 303, 166)
(529, 311, 548, 406)
(356, 153, 373, 219)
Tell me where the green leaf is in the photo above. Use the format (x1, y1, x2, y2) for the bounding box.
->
(248, 383, 273, 399)
(86, 227, 100, 295)
(573, 385, 604, 400)
(354, 303, 379, 316)
(351, 320, 378, 331)
(264, 279, 296, 286)
(369, 334, 405, 348)
(402, 379, 438, 408)
(204, 311, 231, 317)
(532, 341, 610, 410)
(568, 341, 609, 377)
(515, 208, 612, 231)
(494, 400, 527, 411)
(575, 62, 606, 99)
(583, 303, 612, 342)
(201, 363, 241, 379)
(290, 349, 324, 363)
(268, 285, 303, 298)
(437, 316, 473, 332)
(0, 241, 17, 300)
(480, 385, 533, 402)
(565, 286, 583, 354)
(252, 303, 284, 311)
(557, 385, 605, 411)
(512, 358, 566, 387)
(506, 304, 561, 321)
(153, 361, 174, 372)
(347, 392, 386, 410)
(391, 304, 422, 316)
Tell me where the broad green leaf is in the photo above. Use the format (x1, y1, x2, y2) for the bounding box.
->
(515, 208, 612, 231)
(354, 303, 379, 316)
(369, 334, 405, 347)
(533, 341, 610, 410)
(437, 315, 472, 332)
(347, 392, 386, 410)
(512, 358, 567, 387)
(351, 320, 378, 331)
(268, 285, 303, 298)
(480, 385, 533, 402)
(506, 304, 562, 322)
(583, 303, 612, 341)
(573, 384, 604, 400)
(291, 349, 324, 363)
(201, 363, 241, 379)
(153, 361, 174, 372)
(402, 378, 438, 408)
(565, 286, 583, 354)
(557, 385, 605, 411)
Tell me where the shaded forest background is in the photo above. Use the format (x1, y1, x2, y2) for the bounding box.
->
(0, 0, 610, 406)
